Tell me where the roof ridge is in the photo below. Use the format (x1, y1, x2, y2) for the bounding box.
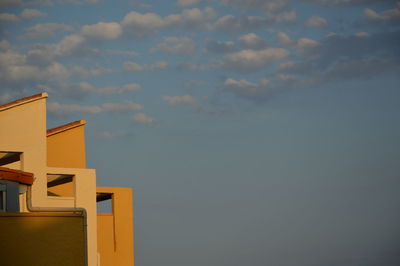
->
(47, 120, 86, 136)
(0, 92, 48, 111)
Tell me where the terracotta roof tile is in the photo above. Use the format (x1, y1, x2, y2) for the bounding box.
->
(47, 120, 86, 136)
(0, 167, 34, 185)
(0, 92, 48, 111)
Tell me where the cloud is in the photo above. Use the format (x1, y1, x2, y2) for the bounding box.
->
(58, 81, 142, 98)
(106, 49, 139, 56)
(205, 40, 235, 53)
(176, 0, 205, 7)
(176, 61, 211, 71)
(211, 12, 296, 32)
(276, 31, 294, 46)
(152, 36, 196, 54)
(364, 3, 400, 24)
(305, 15, 327, 27)
(222, 47, 289, 73)
(307, 0, 393, 7)
(132, 112, 156, 124)
(48, 101, 143, 115)
(162, 94, 197, 106)
(71, 66, 113, 78)
(0, 13, 20, 22)
(0, 50, 69, 88)
(20, 8, 46, 19)
(238, 33, 267, 49)
(22, 23, 73, 39)
(296, 37, 320, 53)
(99, 131, 131, 139)
(124, 61, 168, 71)
(222, 76, 296, 101)
(81, 22, 122, 40)
(220, 0, 291, 14)
(121, 7, 216, 37)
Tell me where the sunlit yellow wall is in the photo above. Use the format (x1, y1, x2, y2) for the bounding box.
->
(1, 96, 98, 266)
(97, 187, 134, 266)
(0, 95, 47, 206)
(0, 212, 86, 266)
(47, 124, 86, 168)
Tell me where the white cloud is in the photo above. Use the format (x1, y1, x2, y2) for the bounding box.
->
(81, 22, 122, 40)
(99, 131, 130, 139)
(121, 8, 216, 37)
(20, 8, 47, 19)
(123, 61, 168, 71)
(0, 50, 69, 88)
(22, 23, 73, 39)
(152, 36, 196, 54)
(162, 94, 197, 106)
(71, 66, 113, 78)
(305, 15, 327, 27)
(222, 75, 295, 101)
(364, 4, 400, 23)
(48, 101, 143, 115)
(222, 47, 289, 73)
(176, 0, 205, 7)
(0, 13, 19, 22)
(355, 32, 369, 37)
(132, 112, 156, 124)
(276, 31, 294, 46)
(296, 37, 320, 53)
(106, 49, 139, 56)
(238, 33, 267, 49)
(205, 40, 235, 53)
(59, 81, 141, 97)
(0, 40, 11, 51)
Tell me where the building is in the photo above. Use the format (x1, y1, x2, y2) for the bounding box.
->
(0, 93, 134, 266)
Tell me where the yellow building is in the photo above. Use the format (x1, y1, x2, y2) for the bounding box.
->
(0, 93, 134, 266)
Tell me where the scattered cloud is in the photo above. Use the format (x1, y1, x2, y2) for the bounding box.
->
(222, 75, 296, 102)
(58, 81, 142, 98)
(99, 131, 131, 139)
(305, 15, 327, 27)
(211, 11, 296, 32)
(364, 3, 400, 24)
(176, 0, 205, 8)
(0, 13, 20, 22)
(222, 47, 289, 73)
(205, 40, 235, 54)
(276, 31, 294, 46)
(162, 94, 197, 106)
(123, 61, 169, 71)
(22, 23, 73, 39)
(238, 33, 267, 49)
(71, 66, 113, 78)
(121, 7, 217, 37)
(20, 8, 47, 19)
(132, 112, 156, 124)
(48, 101, 143, 115)
(152, 36, 197, 54)
(81, 22, 122, 41)
(106, 49, 139, 56)
(0, 50, 69, 88)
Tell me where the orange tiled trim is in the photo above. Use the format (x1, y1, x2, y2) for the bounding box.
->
(47, 120, 86, 136)
(0, 93, 48, 111)
(0, 167, 34, 185)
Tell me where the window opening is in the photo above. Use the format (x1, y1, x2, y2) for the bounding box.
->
(96, 193, 113, 213)
(47, 174, 74, 197)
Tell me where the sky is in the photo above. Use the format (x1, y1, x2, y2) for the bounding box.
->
(1, 0, 400, 265)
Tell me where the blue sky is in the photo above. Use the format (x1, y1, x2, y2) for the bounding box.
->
(1, 0, 400, 265)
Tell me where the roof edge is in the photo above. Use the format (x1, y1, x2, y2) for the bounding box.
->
(0, 167, 34, 185)
(0, 92, 48, 112)
(47, 120, 86, 136)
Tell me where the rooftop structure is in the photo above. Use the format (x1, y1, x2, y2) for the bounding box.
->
(0, 93, 134, 266)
